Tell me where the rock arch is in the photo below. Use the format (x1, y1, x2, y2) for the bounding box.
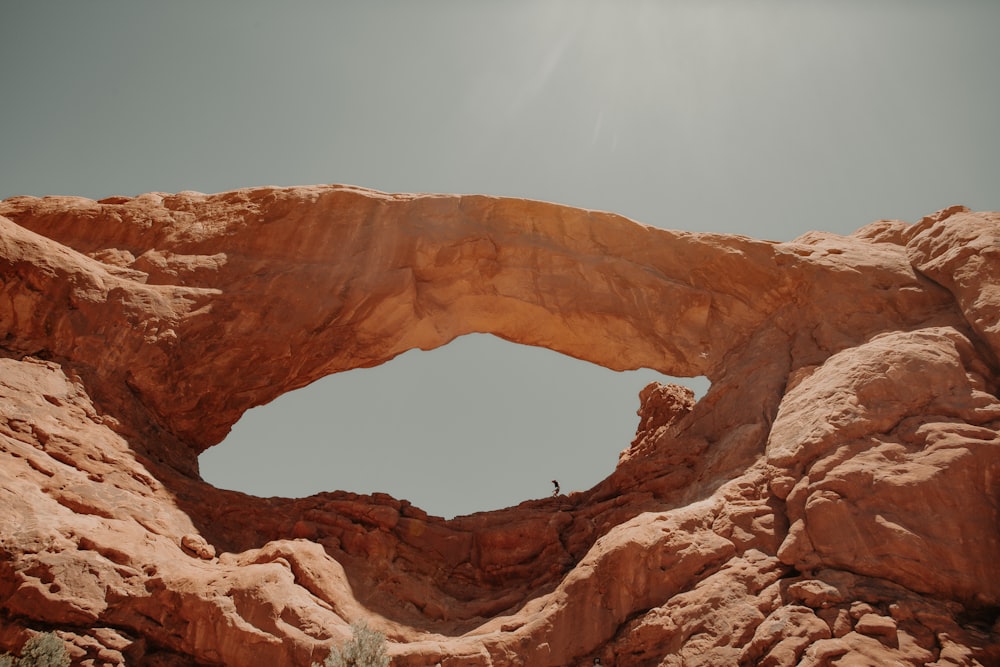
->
(1, 190, 997, 665)
(0, 185, 792, 453)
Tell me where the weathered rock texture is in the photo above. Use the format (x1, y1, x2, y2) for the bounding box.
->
(0, 187, 998, 666)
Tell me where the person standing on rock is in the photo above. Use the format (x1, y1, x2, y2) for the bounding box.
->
(552, 480, 560, 496)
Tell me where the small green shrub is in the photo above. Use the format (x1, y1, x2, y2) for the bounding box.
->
(0, 633, 70, 667)
(313, 622, 390, 667)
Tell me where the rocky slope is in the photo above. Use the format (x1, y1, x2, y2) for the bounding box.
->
(0, 186, 997, 666)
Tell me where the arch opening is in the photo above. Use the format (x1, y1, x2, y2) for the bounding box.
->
(198, 334, 709, 519)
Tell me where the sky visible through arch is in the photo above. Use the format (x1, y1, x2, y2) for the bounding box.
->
(2, 2, 998, 518)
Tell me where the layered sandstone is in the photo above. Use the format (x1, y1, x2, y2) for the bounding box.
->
(0, 187, 997, 666)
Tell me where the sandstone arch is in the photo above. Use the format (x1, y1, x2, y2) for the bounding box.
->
(0, 186, 796, 453)
(1, 189, 997, 665)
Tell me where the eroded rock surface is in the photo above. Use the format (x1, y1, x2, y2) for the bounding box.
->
(0, 187, 997, 665)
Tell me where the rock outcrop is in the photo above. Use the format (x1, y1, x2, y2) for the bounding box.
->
(0, 186, 997, 666)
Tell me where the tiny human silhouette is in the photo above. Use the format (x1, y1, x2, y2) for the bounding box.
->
(552, 480, 560, 496)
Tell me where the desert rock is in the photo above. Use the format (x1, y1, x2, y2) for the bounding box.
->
(0, 187, 997, 665)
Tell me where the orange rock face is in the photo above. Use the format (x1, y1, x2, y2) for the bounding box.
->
(0, 187, 997, 666)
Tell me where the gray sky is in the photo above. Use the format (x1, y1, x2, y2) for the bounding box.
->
(2, 2, 998, 518)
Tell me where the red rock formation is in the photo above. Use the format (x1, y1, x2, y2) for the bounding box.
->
(0, 187, 997, 666)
